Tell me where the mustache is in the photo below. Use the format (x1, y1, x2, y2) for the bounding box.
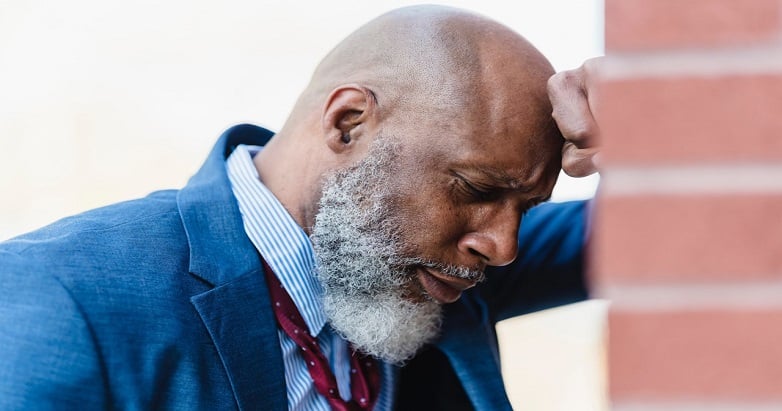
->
(395, 257, 486, 283)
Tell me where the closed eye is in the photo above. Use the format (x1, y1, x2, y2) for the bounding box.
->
(457, 177, 500, 202)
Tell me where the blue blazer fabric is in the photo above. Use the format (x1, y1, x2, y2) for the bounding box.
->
(0, 124, 587, 411)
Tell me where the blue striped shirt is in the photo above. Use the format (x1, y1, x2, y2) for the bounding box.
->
(226, 145, 394, 410)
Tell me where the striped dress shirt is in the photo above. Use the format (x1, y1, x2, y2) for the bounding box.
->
(226, 144, 394, 410)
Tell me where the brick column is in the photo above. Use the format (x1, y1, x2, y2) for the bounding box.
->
(594, 1, 782, 409)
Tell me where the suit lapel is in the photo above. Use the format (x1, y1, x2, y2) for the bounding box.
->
(191, 269, 286, 411)
(178, 125, 286, 410)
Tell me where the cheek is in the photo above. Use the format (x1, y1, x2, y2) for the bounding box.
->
(390, 174, 467, 258)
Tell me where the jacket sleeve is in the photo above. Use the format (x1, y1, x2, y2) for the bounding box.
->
(481, 200, 589, 322)
(0, 251, 107, 410)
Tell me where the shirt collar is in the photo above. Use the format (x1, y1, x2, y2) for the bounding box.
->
(226, 144, 327, 336)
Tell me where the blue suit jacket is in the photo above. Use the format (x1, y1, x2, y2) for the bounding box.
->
(0, 125, 587, 410)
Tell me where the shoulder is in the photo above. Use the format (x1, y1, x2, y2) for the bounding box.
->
(0, 188, 198, 320)
(0, 189, 214, 406)
(0, 253, 107, 408)
(2, 189, 184, 263)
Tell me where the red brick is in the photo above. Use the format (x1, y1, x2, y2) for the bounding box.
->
(598, 73, 782, 166)
(605, 0, 782, 52)
(609, 308, 782, 401)
(592, 193, 782, 283)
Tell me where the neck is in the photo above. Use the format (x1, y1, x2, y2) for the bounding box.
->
(253, 132, 320, 235)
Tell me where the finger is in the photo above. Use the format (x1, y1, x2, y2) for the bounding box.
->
(547, 65, 600, 149)
(561, 141, 599, 177)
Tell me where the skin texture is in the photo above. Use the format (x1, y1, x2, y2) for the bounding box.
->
(548, 57, 602, 177)
(255, 5, 564, 281)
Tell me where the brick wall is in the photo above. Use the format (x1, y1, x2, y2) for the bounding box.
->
(595, 1, 782, 409)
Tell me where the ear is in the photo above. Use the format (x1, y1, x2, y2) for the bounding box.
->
(322, 84, 377, 153)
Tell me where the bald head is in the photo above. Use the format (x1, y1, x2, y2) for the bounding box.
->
(257, 5, 563, 232)
(295, 5, 556, 126)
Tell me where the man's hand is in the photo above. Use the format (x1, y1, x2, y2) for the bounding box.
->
(548, 58, 602, 177)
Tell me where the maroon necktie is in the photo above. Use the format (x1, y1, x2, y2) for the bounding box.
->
(262, 259, 381, 410)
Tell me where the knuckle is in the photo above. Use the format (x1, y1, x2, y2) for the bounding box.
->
(555, 117, 595, 143)
(583, 57, 600, 72)
(562, 157, 589, 177)
(569, 122, 595, 141)
(548, 69, 579, 92)
(547, 73, 563, 94)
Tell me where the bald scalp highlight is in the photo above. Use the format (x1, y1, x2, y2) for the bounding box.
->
(283, 5, 561, 149)
(292, 6, 549, 122)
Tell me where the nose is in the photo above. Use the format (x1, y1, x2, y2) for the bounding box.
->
(457, 209, 521, 267)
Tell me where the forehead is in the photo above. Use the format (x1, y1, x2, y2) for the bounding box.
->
(381, 62, 561, 190)
(450, 96, 557, 158)
(455, 130, 559, 190)
(392, 109, 561, 195)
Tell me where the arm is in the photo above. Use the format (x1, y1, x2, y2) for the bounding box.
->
(0, 252, 107, 410)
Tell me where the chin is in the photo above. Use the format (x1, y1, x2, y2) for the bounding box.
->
(322, 289, 443, 365)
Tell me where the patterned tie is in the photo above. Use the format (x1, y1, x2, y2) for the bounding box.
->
(261, 259, 381, 410)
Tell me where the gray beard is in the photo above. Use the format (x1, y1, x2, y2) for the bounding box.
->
(310, 138, 442, 365)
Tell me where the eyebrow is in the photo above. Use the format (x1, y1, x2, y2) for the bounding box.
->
(458, 167, 553, 205)
(470, 166, 534, 192)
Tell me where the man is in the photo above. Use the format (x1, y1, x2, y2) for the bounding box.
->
(0, 5, 599, 411)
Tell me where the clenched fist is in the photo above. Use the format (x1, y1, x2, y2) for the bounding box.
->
(548, 58, 602, 177)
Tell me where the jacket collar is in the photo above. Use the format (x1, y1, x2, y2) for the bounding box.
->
(177, 124, 274, 287)
(178, 124, 287, 410)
